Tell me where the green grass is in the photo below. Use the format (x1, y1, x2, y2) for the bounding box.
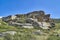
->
(0, 19, 60, 40)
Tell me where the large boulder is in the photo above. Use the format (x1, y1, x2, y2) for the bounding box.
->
(26, 18, 55, 29)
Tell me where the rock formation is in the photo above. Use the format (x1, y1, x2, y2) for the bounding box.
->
(2, 10, 55, 29)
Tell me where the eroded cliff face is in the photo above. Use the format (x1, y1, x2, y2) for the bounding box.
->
(2, 10, 55, 29)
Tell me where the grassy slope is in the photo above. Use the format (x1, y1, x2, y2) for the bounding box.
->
(0, 18, 60, 40)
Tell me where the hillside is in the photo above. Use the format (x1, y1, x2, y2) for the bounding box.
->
(53, 19, 60, 23)
(0, 10, 60, 40)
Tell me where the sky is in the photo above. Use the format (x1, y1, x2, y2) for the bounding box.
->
(0, 0, 60, 18)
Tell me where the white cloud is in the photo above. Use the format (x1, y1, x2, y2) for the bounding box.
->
(0, 16, 2, 18)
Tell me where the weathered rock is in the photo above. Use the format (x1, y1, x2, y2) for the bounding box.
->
(2, 10, 55, 29)
(32, 30, 43, 35)
(26, 18, 52, 29)
(3, 31, 16, 35)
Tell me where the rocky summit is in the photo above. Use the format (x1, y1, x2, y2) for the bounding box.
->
(2, 10, 55, 29)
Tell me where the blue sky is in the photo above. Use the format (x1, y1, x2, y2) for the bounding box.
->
(0, 0, 60, 18)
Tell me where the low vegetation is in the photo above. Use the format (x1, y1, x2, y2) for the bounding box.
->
(0, 18, 60, 40)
